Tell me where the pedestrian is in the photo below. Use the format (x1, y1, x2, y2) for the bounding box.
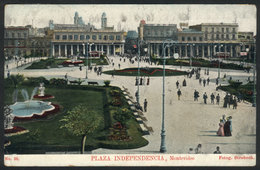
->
(223, 93, 228, 108)
(112, 62, 114, 67)
(221, 115, 227, 124)
(194, 90, 199, 101)
(140, 77, 143, 85)
(204, 69, 207, 75)
(199, 78, 202, 85)
(203, 92, 208, 104)
(182, 79, 186, 87)
(65, 73, 68, 80)
(176, 80, 179, 88)
(147, 77, 150, 85)
(144, 99, 148, 112)
(195, 144, 203, 154)
(7, 70, 10, 78)
(217, 120, 225, 136)
(233, 97, 237, 109)
(216, 78, 219, 86)
(207, 68, 209, 75)
(135, 77, 138, 86)
(213, 146, 222, 154)
(118, 63, 120, 69)
(177, 89, 182, 100)
(207, 77, 210, 85)
(203, 79, 206, 87)
(79, 65, 82, 71)
(228, 116, 232, 132)
(227, 94, 231, 108)
(6, 64, 8, 70)
(210, 93, 215, 104)
(216, 94, 220, 105)
(224, 117, 232, 136)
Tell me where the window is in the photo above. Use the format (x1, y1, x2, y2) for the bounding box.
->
(216, 27, 219, 32)
(80, 35, 84, 40)
(216, 34, 219, 40)
(69, 35, 73, 40)
(24, 33, 27, 38)
(12, 33, 15, 38)
(99, 35, 102, 40)
(193, 37, 197, 41)
(103, 35, 107, 40)
(232, 34, 236, 40)
(232, 28, 236, 32)
(226, 34, 229, 40)
(199, 37, 203, 41)
(211, 34, 214, 40)
(55, 35, 60, 40)
(247, 36, 251, 40)
(116, 35, 121, 40)
(86, 35, 90, 40)
(74, 35, 78, 40)
(226, 28, 229, 32)
(187, 37, 191, 41)
(92, 35, 97, 40)
(182, 37, 185, 41)
(211, 27, 214, 32)
(18, 33, 21, 38)
(221, 34, 224, 39)
(62, 35, 67, 40)
(205, 27, 208, 32)
(205, 34, 208, 40)
(222, 28, 224, 33)
(109, 35, 114, 40)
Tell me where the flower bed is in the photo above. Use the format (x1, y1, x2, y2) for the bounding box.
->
(13, 104, 60, 122)
(62, 60, 83, 65)
(33, 94, 55, 100)
(5, 126, 29, 136)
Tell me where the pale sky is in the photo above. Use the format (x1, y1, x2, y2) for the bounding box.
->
(5, 4, 257, 34)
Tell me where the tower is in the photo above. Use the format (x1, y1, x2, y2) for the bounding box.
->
(74, 12, 79, 25)
(101, 12, 107, 29)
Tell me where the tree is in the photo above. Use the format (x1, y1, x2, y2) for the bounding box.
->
(60, 105, 102, 154)
(9, 74, 25, 88)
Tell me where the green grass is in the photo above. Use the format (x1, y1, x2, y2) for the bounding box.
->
(26, 57, 108, 69)
(4, 84, 148, 153)
(103, 67, 188, 77)
(151, 58, 245, 70)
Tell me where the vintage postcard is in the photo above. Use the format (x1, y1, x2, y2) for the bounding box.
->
(3, 4, 257, 166)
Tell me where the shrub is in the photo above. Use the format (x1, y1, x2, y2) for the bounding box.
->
(104, 80, 110, 87)
(22, 77, 49, 86)
(228, 80, 242, 88)
(113, 108, 131, 127)
(49, 78, 67, 86)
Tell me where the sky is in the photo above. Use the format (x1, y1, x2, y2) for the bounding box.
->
(5, 4, 257, 34)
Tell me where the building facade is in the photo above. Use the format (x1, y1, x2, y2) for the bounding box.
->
(4, 26, 29, 58)
(51, 12, 125, 57)
(138, 21, 246, 58)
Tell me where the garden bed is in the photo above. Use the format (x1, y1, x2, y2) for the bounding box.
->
(103, 67, 188, 77)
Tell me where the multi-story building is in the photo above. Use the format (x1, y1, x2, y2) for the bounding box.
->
(51, 12, 125, 57)
(138, 21, 245, 58)
(125, 30, 138, 54)
(4, 26, 29, 58)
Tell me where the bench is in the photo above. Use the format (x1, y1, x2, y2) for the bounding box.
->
(88, 81, 99, 85)
(136, 117, 143, 123)
(69, 81, 82, 85)
(139, 123, 149, 135)
(133, 112, 139, 117)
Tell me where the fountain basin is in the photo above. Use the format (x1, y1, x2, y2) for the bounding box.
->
(33, 94, 54, 100)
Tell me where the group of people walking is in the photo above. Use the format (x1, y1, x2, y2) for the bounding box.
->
(135, 76, 150, 86)
(217, 115, 232, 137)
(223, 93, 238, 109)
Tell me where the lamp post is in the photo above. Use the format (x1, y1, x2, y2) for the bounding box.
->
(218, 44, 223, 79)
(137, 39, 146, 104)
(84, 42, 89, 79)
(252, 38, 256, 107)
(160, 39, 176, 153)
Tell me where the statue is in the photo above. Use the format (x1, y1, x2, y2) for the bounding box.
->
(38, 83, 45, 97)
(4, 105, 15, 129)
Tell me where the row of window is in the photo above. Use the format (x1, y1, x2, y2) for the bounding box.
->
(205, 27, 236, 33)
(55, 34, 122, 41)
(145, 30, 173, 36)
(205, 34, 236, 40)
(5, 32, 27, 38)
(181, 36, 203, 41)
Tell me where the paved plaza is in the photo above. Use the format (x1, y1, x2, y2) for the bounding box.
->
(5, 56, 256, 154)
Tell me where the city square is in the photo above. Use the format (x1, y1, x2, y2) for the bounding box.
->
(3, 5, 256, 156)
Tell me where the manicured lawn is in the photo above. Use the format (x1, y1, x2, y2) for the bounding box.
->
(26, 57, 108, 69)
(4, 84, 148, 153)
(217, 82, 254, 103)
(103, 67, 188, 77)
(151, 58, 246, 70)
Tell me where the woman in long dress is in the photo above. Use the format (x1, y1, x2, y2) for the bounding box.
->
(217, 121, 225, 136)
(224, 119, 232, 136)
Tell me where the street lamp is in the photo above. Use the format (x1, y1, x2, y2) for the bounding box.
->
(160, 39, 177, 153)
(218, 44, 223, 79)
(136, 39, 146, 104)
(252, 38, 256, 107)
(190, 44, 195, 68)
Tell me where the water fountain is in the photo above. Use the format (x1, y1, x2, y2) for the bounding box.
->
(10, 86, 56, 119)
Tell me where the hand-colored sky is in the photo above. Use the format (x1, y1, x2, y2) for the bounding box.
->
(5, 4, 257, 34)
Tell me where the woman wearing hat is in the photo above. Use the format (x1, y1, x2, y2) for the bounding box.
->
(217, 119, 225, 136)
